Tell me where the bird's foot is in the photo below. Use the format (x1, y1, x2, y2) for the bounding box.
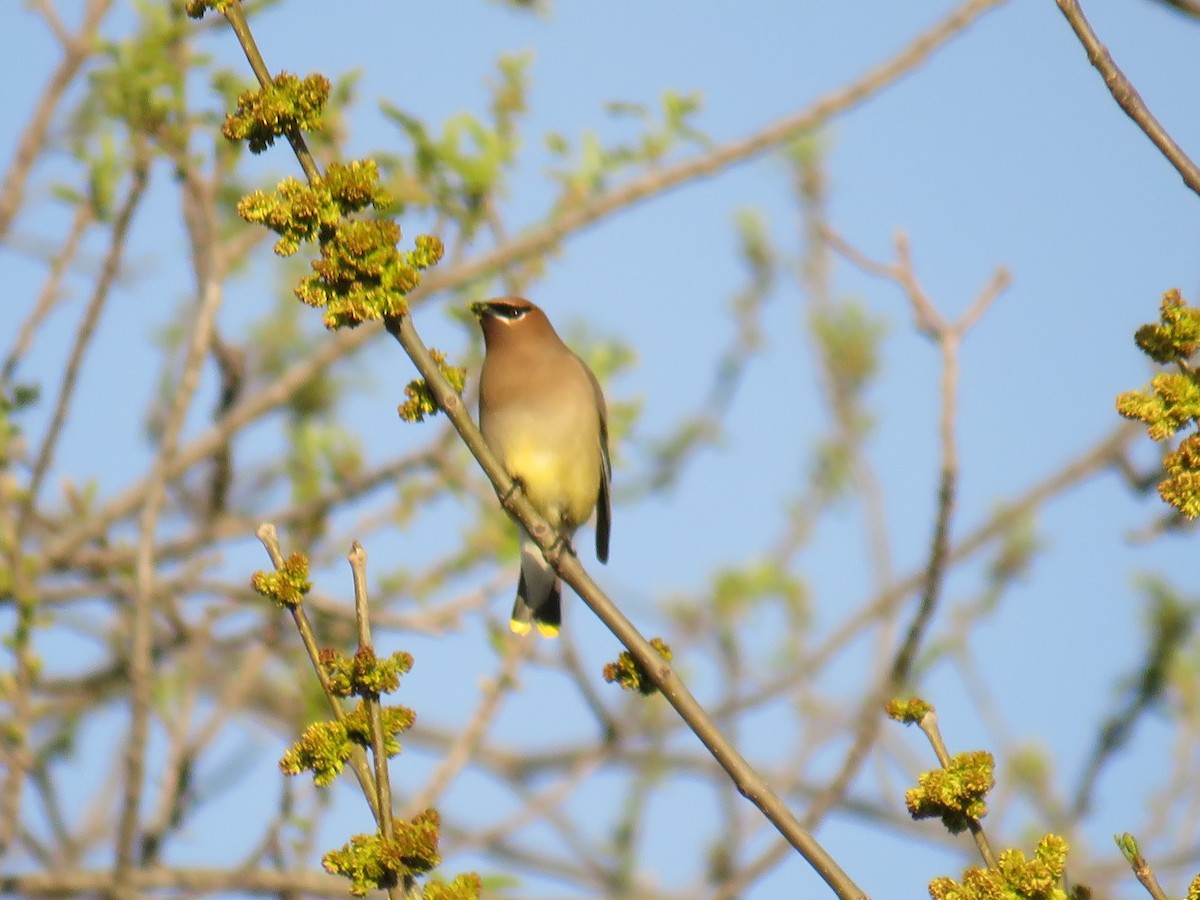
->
(499, 475, 525, 508)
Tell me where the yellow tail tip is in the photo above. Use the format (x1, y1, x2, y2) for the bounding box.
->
(533, 622, 560, 639)
(509, 618, 533, 636)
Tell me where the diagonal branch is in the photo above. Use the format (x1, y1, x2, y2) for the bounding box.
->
(1055, 0, 1200, 199)
(417, 0, 1008, 296)
(384, 313, 867, 900)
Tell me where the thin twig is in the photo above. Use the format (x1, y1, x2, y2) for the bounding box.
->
(558, 633, 621, 740)
(800, 232, 1006, 828)
(18, 167, 146, 532)
(401, 639, 531, 818)
(44, 324, 377, 566)
(117, 171, 221, 897)
(1055, 0, 1200, 199)
(470, 754, 607, 858)
(61, 448, 449, 576)
(0, 0, 111, 242)
(30, 0, 72, 47)
(918, 709, 997, 868)
(416, 0, 1008, 297)
(703, 416, 1133, 728)
(221, 1, 321, 184)
(1, 156, 149, 861)
(346, 543, 401, 899)
(253, 525, 382, 823)
(139, 623, 209, 864)
(793, 146, 894, 587)
(1, 201, 94, 384)
(1125, 842, 1172, 900)
(721, 234, 1009, 893)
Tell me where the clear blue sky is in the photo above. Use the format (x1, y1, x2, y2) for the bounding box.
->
(4, 1, 1200, 897)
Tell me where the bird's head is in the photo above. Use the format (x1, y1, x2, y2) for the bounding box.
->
(470, 297, 556, 346)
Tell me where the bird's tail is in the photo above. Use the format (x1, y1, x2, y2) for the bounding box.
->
(511, 538, 561, 638)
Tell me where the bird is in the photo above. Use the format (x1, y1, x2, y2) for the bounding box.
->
(469, 297, 611, 638)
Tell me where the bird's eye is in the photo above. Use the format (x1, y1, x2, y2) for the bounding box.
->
(493, 304, 527, 321)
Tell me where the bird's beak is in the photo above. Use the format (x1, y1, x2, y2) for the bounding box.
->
(469, 301, 489, 319)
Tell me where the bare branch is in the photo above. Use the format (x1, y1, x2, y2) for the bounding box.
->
(1055, 0, 1200, 198)
(0, 0, 112, 242)
(385, 312, 868, 898)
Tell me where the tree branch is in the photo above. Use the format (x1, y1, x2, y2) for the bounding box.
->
(384, 313, 867, 899)
(1055, 0, 1200, 198)
(0, 0, 111, 242)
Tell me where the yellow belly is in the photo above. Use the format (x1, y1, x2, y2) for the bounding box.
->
(502, 438, 599, 530)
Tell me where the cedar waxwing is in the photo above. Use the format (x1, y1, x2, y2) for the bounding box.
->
(470, 297, 611, 638)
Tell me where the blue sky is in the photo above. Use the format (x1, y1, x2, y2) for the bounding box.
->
(5, 1, 1200, 897)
